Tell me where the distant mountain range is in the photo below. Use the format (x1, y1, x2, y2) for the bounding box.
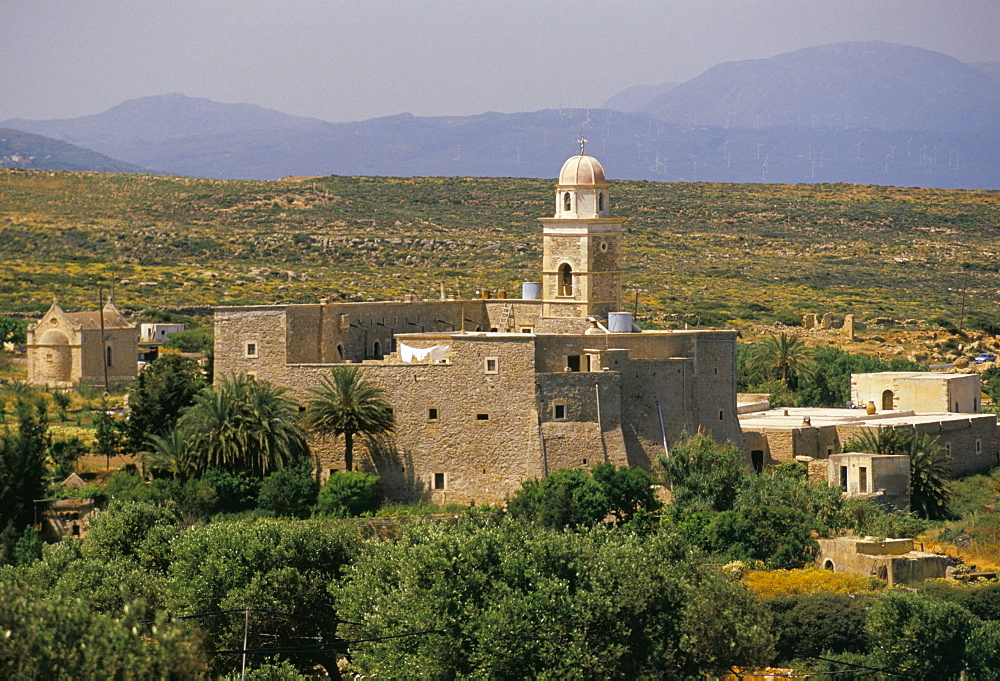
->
(4, 42, 999, 189)
(0, 128, 141, 173)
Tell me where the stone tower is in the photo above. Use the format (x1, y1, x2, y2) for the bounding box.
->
(539, 151, 623, 319)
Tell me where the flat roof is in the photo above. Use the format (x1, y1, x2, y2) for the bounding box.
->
(738, 406, 993, 429)
(855, 371, 975, 381)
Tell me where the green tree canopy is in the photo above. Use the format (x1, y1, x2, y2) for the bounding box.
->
(302, 365, 394, 472)
(0, 317, 27, 346)
(590, 461, 662, 523)
(866, 590, 975, 677)
(315, 470, 383, 518)
(747, 332, 817, 389)
(178, 374, 309, 477)
(336, 517, 774, 678)
(507, 468, 609, 529)
(660, 431, 747, 513)
(125, 354, 206, 453)
(0, 399, 50, 563)
(258, 463, 319, 518)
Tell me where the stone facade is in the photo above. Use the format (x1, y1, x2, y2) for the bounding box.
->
(214, 312, 742, 504)
(27, 300, 136, 388)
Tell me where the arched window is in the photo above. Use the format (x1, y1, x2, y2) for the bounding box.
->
(563, 192, 572, 211)
(105, 346, 113, 367)
(373, 340, 382, 359)
(558, 263, 573, 296)
(337, 343, 345, 360)
(598, 192, 604, 212)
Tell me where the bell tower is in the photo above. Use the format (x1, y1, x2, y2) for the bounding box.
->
(539, 142, 623, 319)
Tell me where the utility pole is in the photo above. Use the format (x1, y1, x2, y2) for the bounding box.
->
(98, 287, 109, 393)
(958, 269, 970, 335)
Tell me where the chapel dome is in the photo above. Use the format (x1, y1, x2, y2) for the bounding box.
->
(558, 155, 606, 186)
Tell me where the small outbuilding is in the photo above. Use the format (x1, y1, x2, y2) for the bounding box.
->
(817, 537, 948, 586)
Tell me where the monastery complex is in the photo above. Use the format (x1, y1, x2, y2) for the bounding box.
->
(214, 152, 742, 504)
(25, 151, 1000, 509)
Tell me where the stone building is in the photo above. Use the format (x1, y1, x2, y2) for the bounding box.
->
(816, 537, 947, 586)
(26, 299, 137, 388)
(739, 404, 999, 480)
(828, 453, 910, 511)
(851, 371, 982, 414)
(214, 152, 743, 504)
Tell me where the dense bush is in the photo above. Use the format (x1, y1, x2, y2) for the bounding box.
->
(507, 468, 609, 529)
(767, 592, 873, 662)
(315, 470, 382, 517)
(257, 464, 318, 518)
(336, 517, 775, 678)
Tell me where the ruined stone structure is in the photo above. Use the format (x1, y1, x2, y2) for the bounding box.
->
(214, 153, 743, 504)
(816, 537, 948, 586)
(27, 300, 137, 388)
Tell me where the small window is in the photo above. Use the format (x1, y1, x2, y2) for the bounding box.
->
(553, 402, 567, 420)
(245, 342, 258, 358)
(520, 327, 533, 333)
(434, 472, 446, 490)
(859, 467, 868, 494)
(719, 410, 724, 421)
(598, 192, 605, 212)
(484, 357, 499, 374)
(476, 413, 490, 421)
(977, 438, 983, 454)
(427, 407, 439, 422)
(945, 443, 952, 458)
(567, 355, 581, 372)
(105, 346, 113, 367)
(600, 241, 608, 252)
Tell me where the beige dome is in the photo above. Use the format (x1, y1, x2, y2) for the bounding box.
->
(558, 155, 606, 186)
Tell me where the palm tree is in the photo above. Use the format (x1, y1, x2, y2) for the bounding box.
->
(303, 366, 394, 472)
(844, 427, 952, 519)
(142, 429, 195, 479)
(178, 375, 309, 477)
(748, 332, 816, 388)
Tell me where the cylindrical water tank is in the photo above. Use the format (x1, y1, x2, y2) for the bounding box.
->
(521, 282, 541, 300)
(607, 312, 633, 333)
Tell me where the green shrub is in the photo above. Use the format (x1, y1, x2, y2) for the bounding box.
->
(258, 465, 318, 518)
(315, 470, 382, 518)
(766, 592, 873, 663)
(507, 468, 608, 529)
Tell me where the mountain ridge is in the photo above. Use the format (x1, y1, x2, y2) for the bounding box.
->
(4, 42, 998, 188)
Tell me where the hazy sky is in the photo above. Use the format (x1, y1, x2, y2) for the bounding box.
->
(3, 1, 998, 123)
